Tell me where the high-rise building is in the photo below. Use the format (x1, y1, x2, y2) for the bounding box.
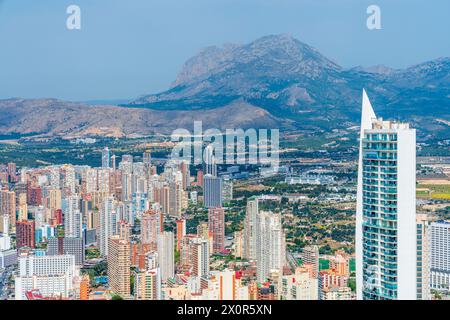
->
(203, 174, 222, 208)
(356, 90, 417, 300)
(157, 231, 174, 282)
(222, 176, 233, 203)
(102, 147, 110, 168)
(62, 165, 76, 195)
(85, 168, 98, 193)
(0, 189, 16, 230)
(233, 230, 244, 259)
(107, 235, 131, 298)
(7, 162, 17, 182)
(15, 253, 78, 300)
(191, 237, 210, 277)
(168, 180, 183, 217)
(97, 168, 110, 194)
(79, 274, 90, 300)
(175, 218, 186, 251)
(134, 268, 161, 300)
(47, 237, 85, 266)
(141, 210, 163, 250)
(47, 189, 62, 213)
(203, 145, 217, 177)
(17, 193, 28, 222)
(110, 154, 117, 171)
(48, 166, 61, 189)
(99, 196, 118, 256)
(63, 195, 82, 238)
(430, 221, 450, 293)
(0, 214, 9, 236)
(279, 267, 319, 300)
(208, 207, 225, 254)
(301, 245, 319, 278)
(318, 269, 349, 300)
(256, 211, 286, 283)
(16, 220, 35, 249)
(202, 269, 249, 300)
(416, 214, 431, 300)
(179, 161, 190, 190)
(197, 170, 204, 188)
(143, 150, 151, 167)
(329, 250, 350, 277)
(243, 197, 259, 261)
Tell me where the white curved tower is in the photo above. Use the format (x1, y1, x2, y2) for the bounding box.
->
(356, 89, 417, 300)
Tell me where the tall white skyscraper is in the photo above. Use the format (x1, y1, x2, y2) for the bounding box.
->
(157, 231, 174, 282)
(256, 211, 286, 283)
(356, 90, 417, 300)
(85, 168, 98, 193)
(192, 237, 210, 278)
(243, 197, 259, 261)
(102, 147, 110, 168)
(63, 195, 82, 238)
(203, 145, 217, 177)
(63, 165, 76, 195)
(100, 196, 118, 256)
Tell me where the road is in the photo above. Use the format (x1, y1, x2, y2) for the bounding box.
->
(0, 267, 14, 300)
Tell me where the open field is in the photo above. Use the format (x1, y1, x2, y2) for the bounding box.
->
(417, 183, 450, 200)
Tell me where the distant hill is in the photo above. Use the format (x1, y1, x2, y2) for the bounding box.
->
(128, 34, 449, 139)
(0, 98, 283, 139)
(0, 34, 448, 140)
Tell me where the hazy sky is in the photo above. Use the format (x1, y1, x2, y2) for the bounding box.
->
(0, 0, 449, 101)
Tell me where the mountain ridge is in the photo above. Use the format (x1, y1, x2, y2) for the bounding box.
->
(0, 34, 448, 140)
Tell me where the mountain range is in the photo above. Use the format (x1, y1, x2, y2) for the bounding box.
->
(0, 34, 448, 140)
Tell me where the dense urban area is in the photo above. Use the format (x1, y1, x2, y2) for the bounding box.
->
(0, 96, 449, 300)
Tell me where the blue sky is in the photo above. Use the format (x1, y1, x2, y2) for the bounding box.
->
(0, 0, 448, 101)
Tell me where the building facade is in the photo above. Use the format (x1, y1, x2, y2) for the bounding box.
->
(356, 90, 417, 300)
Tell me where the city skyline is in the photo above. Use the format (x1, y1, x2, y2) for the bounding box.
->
(0, 1, 449, 305)
(1, 90, 448, 300)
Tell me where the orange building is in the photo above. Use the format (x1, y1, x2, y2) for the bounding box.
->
(329, 250, 350, 276)
(131, 243, 153, 270)
(175, 219, 186, 251)
(80, 275, 90, 300)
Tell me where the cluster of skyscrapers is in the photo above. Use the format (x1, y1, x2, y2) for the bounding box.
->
(0, 90, 449, 300)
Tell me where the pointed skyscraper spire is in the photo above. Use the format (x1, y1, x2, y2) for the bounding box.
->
(361, 89, 376, 133)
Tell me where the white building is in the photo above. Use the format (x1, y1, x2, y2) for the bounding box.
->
(430, 221, 450, 292)
(243, 197, 259, 261)
(279, 268, 318, 300)
(15, 253, 78, 300)
(356, 90, 417, 300)
(63, 195, 82, 238)
(99, 196, 118, 256)
(192, 237, 210, 278)
(202, 269, 249, 300)
(102, 147, 110, 168)
(256, 211, 286, 283)
(157, 231, 174, 282)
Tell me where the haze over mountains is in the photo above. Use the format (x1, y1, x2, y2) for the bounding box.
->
(0, 34, 448, 139)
